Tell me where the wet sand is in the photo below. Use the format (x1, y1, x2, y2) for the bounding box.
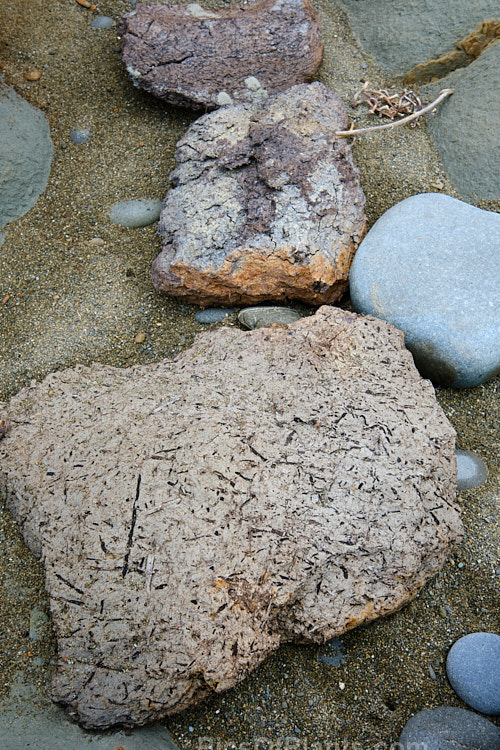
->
(0, 0, 498, 746)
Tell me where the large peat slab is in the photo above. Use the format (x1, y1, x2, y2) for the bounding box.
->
(0, 308, 461, 728)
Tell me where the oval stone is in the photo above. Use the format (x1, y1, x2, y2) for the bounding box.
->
(109, 199, 163, 228)
(69, 128, 91, 144)
(349, 193, 500, 388)
(446, 632, 500, 715)
(455, 450, 488, 491)
(238, 306, 302, 329)
(91, 16, 115, 29)
(399, 707, 500, 750)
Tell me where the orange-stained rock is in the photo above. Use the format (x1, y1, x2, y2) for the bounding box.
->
(152, 82, 367, 307)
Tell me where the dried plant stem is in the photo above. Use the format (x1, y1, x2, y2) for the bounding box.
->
(335, 88, 454, 137)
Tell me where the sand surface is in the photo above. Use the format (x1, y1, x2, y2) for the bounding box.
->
(0, 0, 498, 746)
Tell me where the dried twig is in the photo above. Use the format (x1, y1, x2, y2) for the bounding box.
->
(336, 88, 454, 138)
(352, 82, 424, 120)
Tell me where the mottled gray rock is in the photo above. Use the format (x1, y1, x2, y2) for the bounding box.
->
(109, 199, 163, 227)
(349, 193, 500, 388)
(0, 675, 179, 750)
(399, 706, 500, 750)
(194, 308, 234, 324)
(447, 633, 500, 715)
(0, 84, 53, 229)
(152, 83, 366, 307)
(238, 306, 302, 329)
(118, 0, 323, 109)
(424, 42, 500, 201)
(456, 450, 488, 490)
(0, 307, 462, 728)
(337, 0, 499, 74)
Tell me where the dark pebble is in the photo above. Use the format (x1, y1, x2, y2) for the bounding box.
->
(195, 308, 234, 324)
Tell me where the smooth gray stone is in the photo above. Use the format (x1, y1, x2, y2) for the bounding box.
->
(456, 450, 488, 491)
(0, 675, 179, 750)
(0, 84, 53, 229)
(195, 307, 234, 324)
(424, 42, 500, 201)
(446, 633, 500, 715)
(109, 199, 163, 228)
(337, 0, 498, 74)
(349, 193, 500, 388)
(238, 306, 302, 330)
(399, 707, 500, 750)
(69, 128, 92, 144)
(91, 16, 115, 28)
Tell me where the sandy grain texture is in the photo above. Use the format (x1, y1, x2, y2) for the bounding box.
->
(0, 0, 498, 746)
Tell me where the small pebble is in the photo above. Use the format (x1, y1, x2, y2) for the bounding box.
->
(109, 199, 163, 228)
(87, 237, 105, 247)
(90, 15, 115, 28)
(25, 70, 41, 81)
(446, 632, 500, 715)
(455, 449, 488, 490)
(134, 332, 146, 344)
(195, 308, 234, 324)
(238, 306, 302, 330)
(399, 707, 500, 750)
(428, 664, 437, 680)
(69, 128, 91, 144)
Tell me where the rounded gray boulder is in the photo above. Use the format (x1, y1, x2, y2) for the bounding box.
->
(0, 84, 53, 229)
(349, 193, 500, 388)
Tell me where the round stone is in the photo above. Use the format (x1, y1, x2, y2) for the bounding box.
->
(455, 449, 488, 491)
(399, 707, 500, 750)
(446, 632, 500, 715)
(238, 306, 302, 330)
(194, 308, 234, 324)
(90, 16, 115, 28)
(349, 193, 500, 388)
(69, 128, 91, 144)
(109, 199, 163, 228)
